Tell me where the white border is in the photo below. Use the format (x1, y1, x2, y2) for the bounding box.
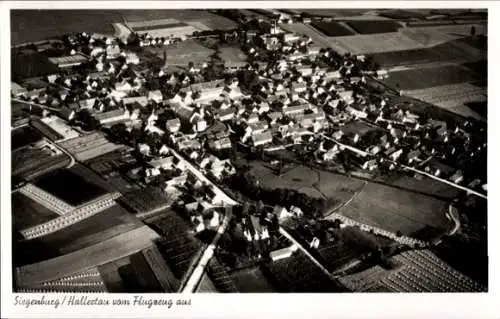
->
(1, 2, 498, 319)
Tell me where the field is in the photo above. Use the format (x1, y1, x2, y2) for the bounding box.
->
(403, 83, 487, 120)
(219, 46, 247, 64)
(382, 65, 484, 91)
(377, 9, 429, 20)
(58, 132, 124, 162)
(11, 125, 43, 151)
(11, 50, 58, 81)
(371, 37, 486, 67)
(328, 33, 424, 55)
(15, 225, 160, 286)
(262, 250, 346, 292)
(120, 187, 175, 216)
(339, 121, 380, 136)
(148, 39, 214, 67)
(310, 21, 355, 37)
(346, 20, 403, 34)
(231, 267, 277, 292)
(145, 210, 203, 280)
(12, 148, 69, 181)
(378, 175, 460, 200)
(33, 168, 107, 206)
(317, 226, 395, 273)
(11, 10, 236, 44)
(332, 182, 452, 238)
(12, 192, 60, 231)
(13, 203, 142, 265)
(402, 24, 487, 46)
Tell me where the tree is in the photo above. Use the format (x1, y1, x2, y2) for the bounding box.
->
(470, 25, 477, 37)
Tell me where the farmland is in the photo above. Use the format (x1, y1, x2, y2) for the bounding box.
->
(11, 125, 43, 150)
(346, 20, 403, 34)
(11, 49, 58, 81)
(58, 132, 124, 162)
(402, 83, 487, 120)
(328, 33, 424, 55)
(317, 226, 395, 273)
(231, 266, 277, 292)
(311, 21, 355, 37)
(382, 64, 484, 91)
(332, 182, 452, 238)
(13, 204, 142, 266)
(371, 37, 486, 67)
(12, 192, 60, 231)
(15, 225, 160, 286)
(145, 209, 203, 281)
(33, 168, 107, 206)
(262, 250, 346, 292)
(219, 46, 247, 64)
(120, 187, 175, 217)
(148, 39, 214, 67)
(11, 10, 236, 44)
(12, 147, 69, 181)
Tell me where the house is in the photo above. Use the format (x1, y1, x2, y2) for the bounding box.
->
(282, 103, 309, 116)
(125, 52, 140, 64)
(289, 205, 303, 218)
(148, 90, 163, 103)
(209, 137, 232, 150)
(215, 107, 236, 122)
(283, 33, 300, 43)
(11, 82, 27, 97)
(123, 96, 148, 107)
(115, 81, 133, 92)
(346, 106, 367, 118)
(297, 67, 313, 77)
(56, 106, 76, 122)
(252, 130, 273, 146)
(267, 111, 283, 124)
(79, 98, 97, 110)
(291, 82, 307, 93)
(324, 70, 341, 80)
(270, 245, 298, 261)
(407, 149, 421, 164)
(166, 118, 181, 133)
(244, 112, 260, 124)
(339, 90, 354, 104)
(449, 170, 464, 184)
(274, 205, 292, 220)
(93, 108, 130, 125)
(106, 44, 121, 59)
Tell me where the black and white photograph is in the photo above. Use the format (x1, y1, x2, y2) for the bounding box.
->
(1, 1, 496, 318)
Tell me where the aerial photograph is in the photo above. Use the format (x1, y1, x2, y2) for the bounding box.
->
(10, 8, 487, 293)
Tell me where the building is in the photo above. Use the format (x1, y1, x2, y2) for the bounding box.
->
(127, 18, 201, 39)
(123, 96, 148, 107)
(94, 108, 130, 125)
(48, 54, 88, 68)
(270, 245, 298, 261)
(166, 118, 181, 133)
(209, 137, 232, 150)
(56, 106, 76, 122)
(148, 90, 163, 103)
(11, 82, 27, 97)
(282, 103, 309, 116)
(252, 130, 273, 146)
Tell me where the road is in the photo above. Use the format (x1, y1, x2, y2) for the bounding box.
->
(168, 148, 237, 293)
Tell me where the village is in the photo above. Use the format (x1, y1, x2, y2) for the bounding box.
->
(11, 9, 487, 293)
